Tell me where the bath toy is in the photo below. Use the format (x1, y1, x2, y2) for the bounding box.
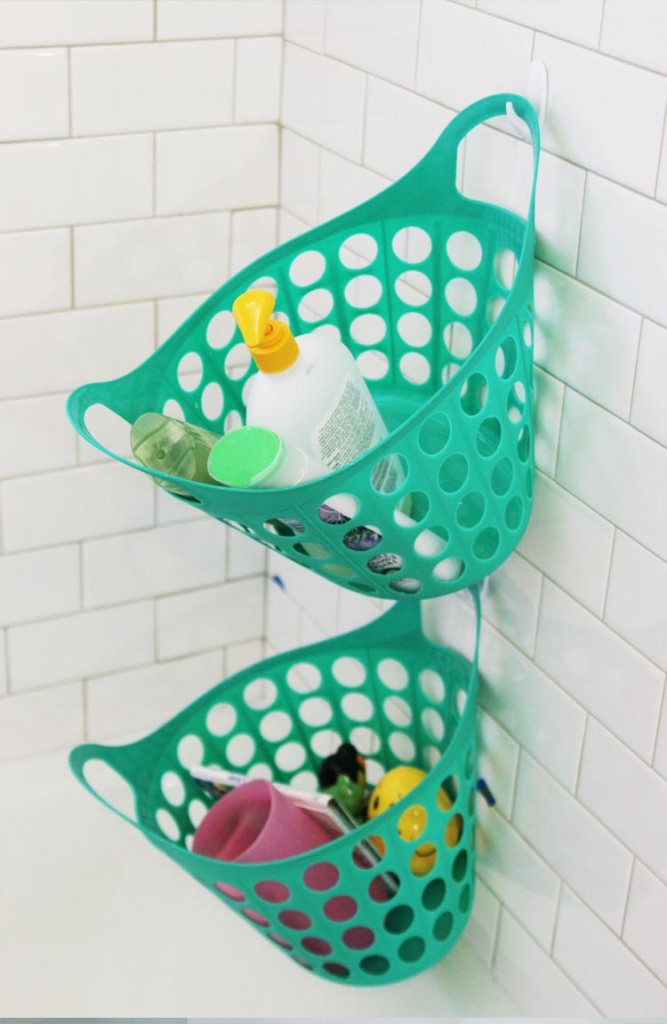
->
(367, 765, 461, 875)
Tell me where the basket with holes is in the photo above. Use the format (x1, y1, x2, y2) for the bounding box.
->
(70, 595, 481, 986)
(66, 94, 540, 600)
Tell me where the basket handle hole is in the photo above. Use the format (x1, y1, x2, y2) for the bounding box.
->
(82, 758, 138, 822)
(84, 404, 132, 460)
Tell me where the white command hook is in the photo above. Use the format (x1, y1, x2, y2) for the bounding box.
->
(505, 59, 548, 140)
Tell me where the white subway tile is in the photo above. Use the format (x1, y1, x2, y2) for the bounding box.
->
(284, 0, 326, 51)
(265, 570, 301, 652)
(225, 639, 265, 677)
(226, 524, 267, 580)
(417, 2, 532, 111)
(157, 294, 208, 345)
(478, 0, 603, 47)
(537, 582, 664, 760)
(156, 577, 264, 659)
(554, 887, 667, 1016)
(479, 552, 542, 655)
(534, 263, 641, 419)
(519, 473, 614, 616)
(74, 213, 230, 307)
(0, 683, 83, 762)
(656, 697, 667, 782)
(534, 34, 667, 195)
(157, 0, 282, 39)
(579, 719, 667, 884)
(477, 708, 519, 819)
(514, 752, 632, 930)
(336, 589, 384, 635)
(298, 611, 328, 647)
(0, 135, 153, 233)
(578, 174, 667, 326)
(463, 125, 586, 276)
(476, 801, 560, 949)
(280, 130, 320, 224)
(606, 531, 667, 672)
(235, 37, 282, 124)
(8, 601, 154, 691)
(557, 388, 667, 561)
(658, 132, 667, 203)
(364, 78, 454, 182)
(279, 209, 311, 244)
(631, 319, 667, 447)
(0, 303, 154, 401)
(231, 208, 278, 276)
(83, 520, 227, 608)
(533, 365, 564, 478)
(0, 395, 76, 478)
(87, 651, 224, 743)
(0, 228, 70, 318)
(318, 150, 387, 223)
(71, 41, 234, 136)
(624, 862, 667, 985)
(264, 548, 340, 637)
(478, 618, 586, 792)
(325, 0, 420, 89)
(601, 0, 667, 75)
(156, 125, 278, 216)
(0, 0, 153, 46)
(464, 876, 500, 967)
(0, 633, 6, 695)
(494, 910, 599, 1016)
(281, 44, 367, 161)
(155, 482, 208, 525)
(1, 462, 154, 552)
(0, 50, 67, 142)
(0, 545, 79, 627)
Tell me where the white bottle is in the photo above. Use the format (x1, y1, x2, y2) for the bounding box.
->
(233, 289, 393, 479)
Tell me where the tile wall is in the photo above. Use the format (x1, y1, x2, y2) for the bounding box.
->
(0, 0, 283, 760)
(271, 0, 667, 1015)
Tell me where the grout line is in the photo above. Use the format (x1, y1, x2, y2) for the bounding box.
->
(654, 99, 667, 199)
(597, 0, 607, 50)
(619, 855, 636, 940)
(66, 46, 72, 138)
(600, 526, 618, 620)
(650, 676, 667, 768)
(573, 170, 588, 280)
(152, 0, 157, 42)
(549, 878, 563, 956)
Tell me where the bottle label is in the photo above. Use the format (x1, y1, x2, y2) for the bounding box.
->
(312, 375, 384, 470)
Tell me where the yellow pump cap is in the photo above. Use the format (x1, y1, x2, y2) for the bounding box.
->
(232, 289, 299, 373)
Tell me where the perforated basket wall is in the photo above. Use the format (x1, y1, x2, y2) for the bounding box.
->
(67, 94, 540, 600)
(70, 597, 480, 987)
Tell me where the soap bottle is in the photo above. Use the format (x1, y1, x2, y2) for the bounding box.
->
(232, 289, 395, 484)
(130, 411, 220, 496)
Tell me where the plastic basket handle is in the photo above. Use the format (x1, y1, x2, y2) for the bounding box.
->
(394, 92, 540, 225)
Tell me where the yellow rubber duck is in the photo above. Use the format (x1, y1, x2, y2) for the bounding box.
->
(367, 765, 461, 876)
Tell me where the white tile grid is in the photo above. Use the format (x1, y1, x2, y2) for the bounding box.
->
(274, 9, 667, 1015)
(0, 18, 281, 761)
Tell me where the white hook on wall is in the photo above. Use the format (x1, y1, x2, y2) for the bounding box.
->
(505, 59, 548, 140)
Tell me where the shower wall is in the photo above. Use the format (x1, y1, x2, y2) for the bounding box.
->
(270, 0, 667, 1015)
(0, 0, 283, 759)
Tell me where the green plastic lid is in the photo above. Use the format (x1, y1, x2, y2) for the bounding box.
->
(208, 426, 284, 487)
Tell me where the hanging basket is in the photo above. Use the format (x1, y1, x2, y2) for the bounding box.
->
(70, 593, 481, 986)
(67, 93, 540, 600)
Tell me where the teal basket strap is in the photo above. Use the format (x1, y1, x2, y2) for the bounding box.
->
(392, 92, 540, 223)
(69, 723, 177, 830)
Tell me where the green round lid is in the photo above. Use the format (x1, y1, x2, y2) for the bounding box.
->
(208, 426, 283, 487)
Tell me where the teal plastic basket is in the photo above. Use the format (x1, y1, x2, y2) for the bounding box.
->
(70, 593, 481, 986)
(67, 94, 540, 600)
